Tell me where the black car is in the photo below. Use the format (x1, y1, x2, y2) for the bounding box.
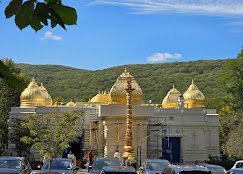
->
(0, 156, 32, 174)
(100, 166, 136, 174)
(90, 158, 122, 174)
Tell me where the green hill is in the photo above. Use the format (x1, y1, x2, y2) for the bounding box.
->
(16, 59, 232, 110)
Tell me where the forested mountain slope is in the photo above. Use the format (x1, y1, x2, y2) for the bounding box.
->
(16, 59, 232, 110)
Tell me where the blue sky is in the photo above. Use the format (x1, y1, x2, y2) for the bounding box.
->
(1, 0, 243, 70)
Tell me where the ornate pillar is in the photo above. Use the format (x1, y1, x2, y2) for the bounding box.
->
(123, 73, 135, 160)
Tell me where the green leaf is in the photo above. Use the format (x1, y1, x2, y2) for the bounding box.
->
(30, 12, 44, 32)
(15, 1, 34, 30)
(5, 0, 23, 18)
(51, 19, 57, 28)
(50, 10, 65, 29)
(35, 3, 51, 26)
(49, 4, 77, 25)
(44, 0, 61, 4)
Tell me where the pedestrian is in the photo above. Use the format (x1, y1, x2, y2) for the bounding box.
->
(88, 149, 93, 172)
(68, 150, 76, 168)
(114, 150, 121, 160)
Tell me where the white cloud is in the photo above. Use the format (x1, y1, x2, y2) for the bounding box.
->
(146, 52, 182, 63)
(89, 0, 243, 16)
(40, 31, 62, 41)
(225, 21, 243, 26)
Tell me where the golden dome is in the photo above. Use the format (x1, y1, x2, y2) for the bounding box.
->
(162, 84, 181, 108)
(183, 80, 205, 108)
(90, 91, 111, 104)
(39, 82, 53, 106)
(109, 68, 143, 105)
(66, 99, 76, 106)
(20, 77, 45, 107)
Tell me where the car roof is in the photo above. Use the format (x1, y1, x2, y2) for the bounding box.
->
(235, 160, 243, 163)
(146, 159, 171, 163)
(52, 158, 71, 161)
(95, 158, 121, 161)
(203, 164, 225, 168)
(102, 166, 135, 172)
(168, 164, 210, 172)
(0, 157, 24, 160)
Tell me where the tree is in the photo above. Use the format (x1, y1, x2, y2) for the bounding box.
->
(224, 112, 243, 158)
(9, 118, 33, 157)
(21, 110, 83, 171)
(219, 47, 243, 158)
(220, 47, 243, 112)
(0, 58, 29, 155)
(4, 0, 77, 32)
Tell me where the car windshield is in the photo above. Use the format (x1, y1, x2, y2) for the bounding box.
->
(0, 159, 22, 169)
(43, 160, 72, 170)
(146, 162, 170, 171)
(95, 160, 122, 170)
(207, 167, 226, 174)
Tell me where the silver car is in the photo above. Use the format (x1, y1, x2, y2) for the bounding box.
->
(41, 158, 78, 174)
(0, 157, 32, 174)
(139, 159, 171, 174)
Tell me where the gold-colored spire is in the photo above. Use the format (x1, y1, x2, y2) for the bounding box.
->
(162, 84, 181, 108)
(66, 99, 75, 106)
(183, 80, 205, 108)
(90, 91, 111, 104)
(124, 67, 127, 73)
(109, 70, 143, 105)
(39, 82, 53, 106)
(20, 78, 45, 107)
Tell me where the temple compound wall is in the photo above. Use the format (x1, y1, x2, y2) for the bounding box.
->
(8, 104, 220, 165)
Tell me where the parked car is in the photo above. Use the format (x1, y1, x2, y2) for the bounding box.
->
(227, 168, 243, 174)
(0, 156, 32, 174)
(90, 158, 122, 174)
(100, 166, 136, 174)
(31, 172, 60, 174)
(163, 164, 212, 174)
(202, 164, 227, 174)
(138, 159, 171, 174)
(231, 160, 243, 169)
(41, 158, 78, 174)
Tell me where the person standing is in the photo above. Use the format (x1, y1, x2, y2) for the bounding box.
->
(87, 149, 93, 172)
(68, 150, 76, 168)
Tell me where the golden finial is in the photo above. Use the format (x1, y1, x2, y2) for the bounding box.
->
(104, 90, 106, 94)
(32, 77, 35, 82)
(41, 82, 43, 87)
(192, 79, 194, 84)
(124, 67, 127, 73)
(173, 84, 175, 88)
